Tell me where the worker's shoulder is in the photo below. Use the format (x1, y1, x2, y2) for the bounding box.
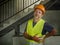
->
(43, 22, 54, 31)
(44, 22, 53, 27)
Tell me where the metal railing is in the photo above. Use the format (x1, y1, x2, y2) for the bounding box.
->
(44, 0, 58, 10)
(0, 0, 40, 25)
(0, 0, 9, 6)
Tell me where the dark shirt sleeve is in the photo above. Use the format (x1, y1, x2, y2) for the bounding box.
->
(42, 22, 54, 35)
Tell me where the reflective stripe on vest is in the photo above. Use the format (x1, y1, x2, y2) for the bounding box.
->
(26, 19, 45, 42)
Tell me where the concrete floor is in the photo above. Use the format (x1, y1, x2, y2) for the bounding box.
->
(44, 36, 60, 45)
(13, 36, 60, 45)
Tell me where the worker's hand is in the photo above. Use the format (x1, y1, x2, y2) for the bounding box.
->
(32, 35, 45, 43)
(32, 36, 40, 42)
(23, 32, 32, 40)
(38, 38, 45, 43)
(39, 35, 46, 43)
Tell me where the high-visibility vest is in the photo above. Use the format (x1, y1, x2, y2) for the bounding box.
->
(26, 19, 45, 43)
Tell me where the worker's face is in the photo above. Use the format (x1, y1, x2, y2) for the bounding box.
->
(34, 9, 43, 19)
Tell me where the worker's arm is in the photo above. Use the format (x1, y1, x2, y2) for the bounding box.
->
(24, 31, 46, 43)
(44, 28, 56, 39)
(23, 32, 33, 40)
(32, 36, 41, 42)
(23, 32, 42, 42)
(43, 22, 57, 39)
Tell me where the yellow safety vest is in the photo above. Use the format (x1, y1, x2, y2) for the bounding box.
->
(26, 19, 45, 43)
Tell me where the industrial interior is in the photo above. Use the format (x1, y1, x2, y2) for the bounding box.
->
(0, 0, 60, 45)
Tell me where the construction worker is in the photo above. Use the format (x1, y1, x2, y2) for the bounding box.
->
(23, 4, 56, 45)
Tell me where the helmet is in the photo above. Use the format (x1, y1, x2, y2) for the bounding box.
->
(34, 4, 45, 14)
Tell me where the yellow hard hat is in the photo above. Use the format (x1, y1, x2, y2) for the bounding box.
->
(34, 4, 45, 14)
